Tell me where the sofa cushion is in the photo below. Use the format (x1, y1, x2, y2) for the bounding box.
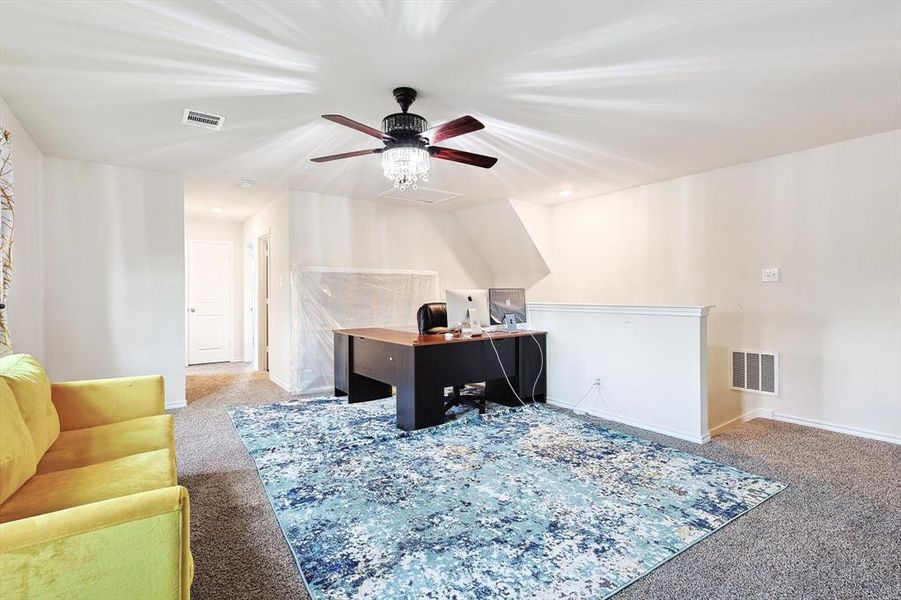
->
(0, 379, 38, 504)
(36, 414, 174, 475)
(0, 354, 60, 460)
(0, 448, 177, 523)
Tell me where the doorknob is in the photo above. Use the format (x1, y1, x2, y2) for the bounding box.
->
(189, 307, 196, 313)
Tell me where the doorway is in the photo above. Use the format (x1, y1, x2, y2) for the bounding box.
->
(257, 234, 270, 372)
(187, 240, 233, 365)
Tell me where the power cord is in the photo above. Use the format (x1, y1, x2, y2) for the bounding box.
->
(525, 329, 544, 402)
(482, 324, 596, 419)
(568, 379, 600, 414)
(483, 328, 527, 407)
(482, 325, 544, 409)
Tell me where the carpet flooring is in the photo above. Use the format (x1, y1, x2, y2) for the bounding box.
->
(176, 363, 901, 599)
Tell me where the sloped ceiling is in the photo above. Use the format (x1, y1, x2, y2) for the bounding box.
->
(454, 200, 550, 288)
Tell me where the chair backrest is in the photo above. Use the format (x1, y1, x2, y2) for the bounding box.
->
(417, 302, 448, 334)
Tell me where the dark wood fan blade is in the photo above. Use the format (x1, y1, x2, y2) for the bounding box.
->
(423, 115, 484, 144)
(322, 114, 393, 140)
(429, 146, 497, 169)
(310, 148, 383, 163)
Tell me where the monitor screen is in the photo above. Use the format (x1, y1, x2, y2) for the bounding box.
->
(489, 288, 526, 325)
(445, 289, 491, 328)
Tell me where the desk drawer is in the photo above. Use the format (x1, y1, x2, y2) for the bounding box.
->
(353, 337, 410, 385)
(418, 337, 516, 386)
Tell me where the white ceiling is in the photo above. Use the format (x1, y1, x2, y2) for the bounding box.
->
(2, 0, 899, 216)
(183, 179, 284, 222)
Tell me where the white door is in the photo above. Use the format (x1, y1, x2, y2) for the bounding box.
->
(187, 240, 232, 364)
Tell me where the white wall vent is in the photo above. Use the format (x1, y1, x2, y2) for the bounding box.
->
(731, 350, 778, 395)
(376, 186, 462, 206)
(182, 109, 225, 130)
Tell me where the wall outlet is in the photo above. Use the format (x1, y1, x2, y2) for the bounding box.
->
(761, 267, 781, 283)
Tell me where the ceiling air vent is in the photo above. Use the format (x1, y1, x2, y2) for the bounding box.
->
(731, 350, 778, 395)
(376, 186, 463, 206)
(182, 109, 225, 130)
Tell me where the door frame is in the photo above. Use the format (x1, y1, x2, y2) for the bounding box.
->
(256, 234, 270, 372)
(186, 239, 234, 366)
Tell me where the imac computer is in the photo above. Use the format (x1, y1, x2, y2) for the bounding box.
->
(489, 288, 527, 331)
(445, 289, 491, 334)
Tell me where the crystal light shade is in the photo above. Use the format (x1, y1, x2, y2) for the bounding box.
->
(382, 146, 430, 190)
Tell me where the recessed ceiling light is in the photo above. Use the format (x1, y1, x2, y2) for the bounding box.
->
(560, 190, 574, 197)
(238, 179, 255, 189)
(211, 207, 224, 213)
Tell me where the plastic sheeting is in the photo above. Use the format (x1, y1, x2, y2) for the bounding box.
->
(291, 267, 439, 393)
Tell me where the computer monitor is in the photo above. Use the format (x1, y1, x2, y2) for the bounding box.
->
(445, 289, 490, 329)
(489, 288, 527, 325)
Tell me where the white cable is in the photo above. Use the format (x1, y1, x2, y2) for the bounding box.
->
(484, 324, 594, 418)
(569, 380, 599, 414)
(483, 328, 528, 407)
(525, 329, 544, 402)
(482, 326, 545, 409)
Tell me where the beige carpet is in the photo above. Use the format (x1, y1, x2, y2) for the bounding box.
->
(175, 363, 901, 599)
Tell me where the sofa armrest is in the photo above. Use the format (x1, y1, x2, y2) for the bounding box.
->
(51, 375, 165, 430)
(0, 486, 192, 600)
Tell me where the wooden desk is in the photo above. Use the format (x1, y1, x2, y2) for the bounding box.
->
(334, 328, 547, 431)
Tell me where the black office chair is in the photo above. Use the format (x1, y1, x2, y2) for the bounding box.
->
(416, 302, 486, 415)
(417, 302, 450, 335)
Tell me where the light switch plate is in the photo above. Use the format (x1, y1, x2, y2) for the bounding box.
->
(761, 267, 781, 283)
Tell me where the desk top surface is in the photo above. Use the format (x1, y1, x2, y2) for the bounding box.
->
(334, 327, 546, 347)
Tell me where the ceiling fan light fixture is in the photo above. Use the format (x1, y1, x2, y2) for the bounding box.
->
(382, 146, 430, 191)
(312, 87, 496, 188)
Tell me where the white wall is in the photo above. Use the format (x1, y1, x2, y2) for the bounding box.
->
(528, 130, 901, 442)
(510, 199, 554, 272)
(243, 195, 291, 389)
(1, 97, 45, 360)
(243, 191, 495, 392)
(185, 218, 244, 362)
(43, 158, 186, 408)
(529, 304, 712, 443)
(289, 191, 493, 291)
(453, 199, 549, 288)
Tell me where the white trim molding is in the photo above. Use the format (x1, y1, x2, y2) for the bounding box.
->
(709, 408, 774, 436)
(708, 408, 900, 445)
(165, 399, 187, 410)
(771, 412, 900, 445)
(548, 397, 710, 444)
(269, 374, 292, 393)
(528, 303, 714, 318)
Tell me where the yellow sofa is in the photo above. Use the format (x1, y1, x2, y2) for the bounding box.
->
(0, 354, 192, 599)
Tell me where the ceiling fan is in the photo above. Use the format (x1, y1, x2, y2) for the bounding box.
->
(310, 87, 497, 190)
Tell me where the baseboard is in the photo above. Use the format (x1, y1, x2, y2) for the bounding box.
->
(548, 395, 900, 445)
(707, 407, 900, 445)
(230, 357, 245, 363)
(269, 374, 292, 393)
(165, 399, 187, 410)
(547, 397, 709, 444)
(770, 412, 900, 445)
(709, 408, 774, 436)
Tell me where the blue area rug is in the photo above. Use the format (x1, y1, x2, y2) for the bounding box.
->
(229, 398, 785, 599)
